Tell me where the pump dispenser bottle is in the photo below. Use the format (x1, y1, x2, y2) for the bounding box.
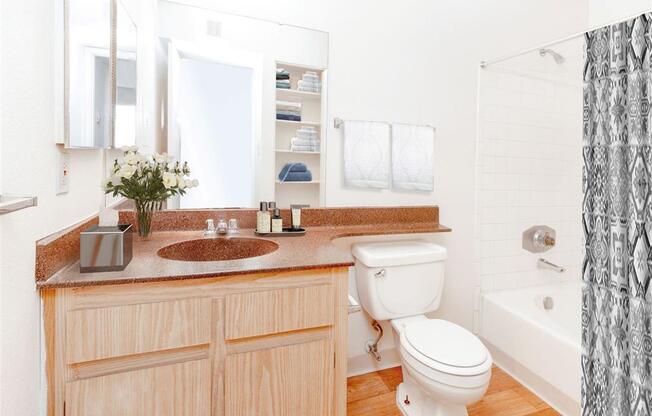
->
(257, 202, 271, 233)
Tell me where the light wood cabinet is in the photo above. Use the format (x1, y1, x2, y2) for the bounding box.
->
(43, 267, 348, 416)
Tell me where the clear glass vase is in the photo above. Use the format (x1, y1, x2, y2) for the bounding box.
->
(134, 200, 162, 239)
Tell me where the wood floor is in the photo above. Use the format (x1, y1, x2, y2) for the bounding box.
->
(347, 366, 559, 416)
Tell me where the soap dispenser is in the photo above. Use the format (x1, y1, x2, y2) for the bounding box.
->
(271, 208, 283, 233)
(257, 202, 271, 233)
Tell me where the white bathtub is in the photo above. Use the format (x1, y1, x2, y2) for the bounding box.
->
(481, 281, 581, 416)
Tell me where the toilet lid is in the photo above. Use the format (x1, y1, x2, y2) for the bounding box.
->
(404, 320, 488, 368)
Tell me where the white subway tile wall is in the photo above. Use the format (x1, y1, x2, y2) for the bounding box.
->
(476, 63, 583, 293)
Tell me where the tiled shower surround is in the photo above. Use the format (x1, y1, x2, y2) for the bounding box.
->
(476, 44, 584, 292)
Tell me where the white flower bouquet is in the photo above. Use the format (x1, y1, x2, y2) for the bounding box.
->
(104, 146, 198, 237)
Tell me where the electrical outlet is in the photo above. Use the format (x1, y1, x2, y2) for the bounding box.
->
(56, 151, 70, 195)
(206, 20, 222, 37)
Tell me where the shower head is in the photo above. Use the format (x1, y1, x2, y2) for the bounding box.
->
(539, 48, 565, 64)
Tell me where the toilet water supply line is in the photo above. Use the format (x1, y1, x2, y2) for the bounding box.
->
(366, 320, 384, 361)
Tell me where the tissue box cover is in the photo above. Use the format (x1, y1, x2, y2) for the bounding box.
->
(80, 224, 133, 273)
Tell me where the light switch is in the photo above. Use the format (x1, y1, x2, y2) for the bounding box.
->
(56, 151, 70, 195)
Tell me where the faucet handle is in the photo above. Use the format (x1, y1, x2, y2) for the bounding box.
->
(228, 218, 240, 234)
(204, 219, 217, 237)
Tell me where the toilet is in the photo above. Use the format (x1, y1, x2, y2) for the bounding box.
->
(352, 240, 492, 416)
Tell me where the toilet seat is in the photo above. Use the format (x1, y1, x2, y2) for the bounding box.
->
(396, 319, 492, 389)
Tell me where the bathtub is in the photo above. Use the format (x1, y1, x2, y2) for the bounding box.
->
(481, 281, 581, 416)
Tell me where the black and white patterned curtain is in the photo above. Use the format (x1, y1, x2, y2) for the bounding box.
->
(582, 13, 652, 416)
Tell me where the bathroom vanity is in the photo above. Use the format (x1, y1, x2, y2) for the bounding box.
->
(43, 266, 348, 416)
(37, 206, 450, 416)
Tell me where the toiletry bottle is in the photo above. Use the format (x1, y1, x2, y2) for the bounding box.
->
(257, 202, 271, 233)
(268, 201, 276, 212)
(290, 204, 302, 230)
(272, 208, 283, 233)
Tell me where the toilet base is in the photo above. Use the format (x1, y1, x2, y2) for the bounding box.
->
(395, 381, 468, 416)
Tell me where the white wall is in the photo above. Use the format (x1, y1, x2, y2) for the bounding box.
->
(589, 0, 651, 27)
(0, 0, 598, 413)
(0, 1, 108, 413)
(477, 37, 584, 294)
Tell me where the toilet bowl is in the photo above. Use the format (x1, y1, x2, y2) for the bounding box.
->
(351, 240, 492, 416)
(391, 316, 492, 416)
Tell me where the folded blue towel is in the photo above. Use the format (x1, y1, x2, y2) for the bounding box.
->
(278, 163, 307, 179)
(279, 171, 313, 182)
(276, 114, 301, 121)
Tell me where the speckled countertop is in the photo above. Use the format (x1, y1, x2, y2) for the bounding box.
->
(37, 222, 450, 289)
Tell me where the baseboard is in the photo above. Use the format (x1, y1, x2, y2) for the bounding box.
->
(347, 347, 401, 377)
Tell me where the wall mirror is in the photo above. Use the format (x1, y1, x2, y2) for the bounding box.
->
(158, 1, 329, 209)
(113, 0, 138, 149)
(65, 0, 112, 148)
(63, 0, 137, 149)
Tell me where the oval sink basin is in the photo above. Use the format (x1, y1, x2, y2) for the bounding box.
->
(157, 237, 279, 262)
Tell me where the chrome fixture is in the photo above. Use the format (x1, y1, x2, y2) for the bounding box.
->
(523, 225, 556, 253)
(365, 320, 384, 362)
(217, 218, 228, 234)
(227, 218, 240, 234)
(538, 258, 566, 273)
(204, 219, 217, 237)
(539, 48, 565, 64)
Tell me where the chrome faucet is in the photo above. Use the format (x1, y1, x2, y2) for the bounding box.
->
(216, 218, 228, 234)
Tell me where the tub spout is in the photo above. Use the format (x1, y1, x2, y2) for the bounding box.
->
(538, 258, 565, 273)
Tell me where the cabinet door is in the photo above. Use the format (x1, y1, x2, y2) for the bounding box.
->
(65, 359, 211, 415)
(225, 337, 333, 416)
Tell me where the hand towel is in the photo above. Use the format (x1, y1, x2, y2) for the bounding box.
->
(391, 123, 435, 191)
(343, 120, 390, 189)
(278, 171, 313, 182)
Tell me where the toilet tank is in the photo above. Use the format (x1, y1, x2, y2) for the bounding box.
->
(352, 240, 447, 321)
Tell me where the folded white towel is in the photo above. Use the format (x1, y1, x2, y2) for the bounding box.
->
(343, 120, 390, 189)
(276, 100, 301, 109)
(391, 123, 435, 191)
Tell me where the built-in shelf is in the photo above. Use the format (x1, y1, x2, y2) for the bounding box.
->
(275, 180, 320, 184)
(276, 88, 321, 100)
(276, 119, 321, 127)
(275, 149, 320, 155)
(0, 195, 38, 215)
(275, 61, 325, 209)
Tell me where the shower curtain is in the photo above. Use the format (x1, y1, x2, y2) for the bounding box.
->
(583, 13, 652, 415)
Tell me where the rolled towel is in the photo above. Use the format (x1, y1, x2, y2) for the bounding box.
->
(276, 83, 291, 89)
(278, 163, 308, 179)
(279, 171, 313, 182)
(277, 110, 301, 117)
(276, 114, 301, 121)
(276, 73, 290, 80)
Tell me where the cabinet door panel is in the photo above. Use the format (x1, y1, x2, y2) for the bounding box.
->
(225, 338, 333, 415)
(225, 285, 333, 340)
(66, 359, 211, 415)
(66, 298, 211, 363)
